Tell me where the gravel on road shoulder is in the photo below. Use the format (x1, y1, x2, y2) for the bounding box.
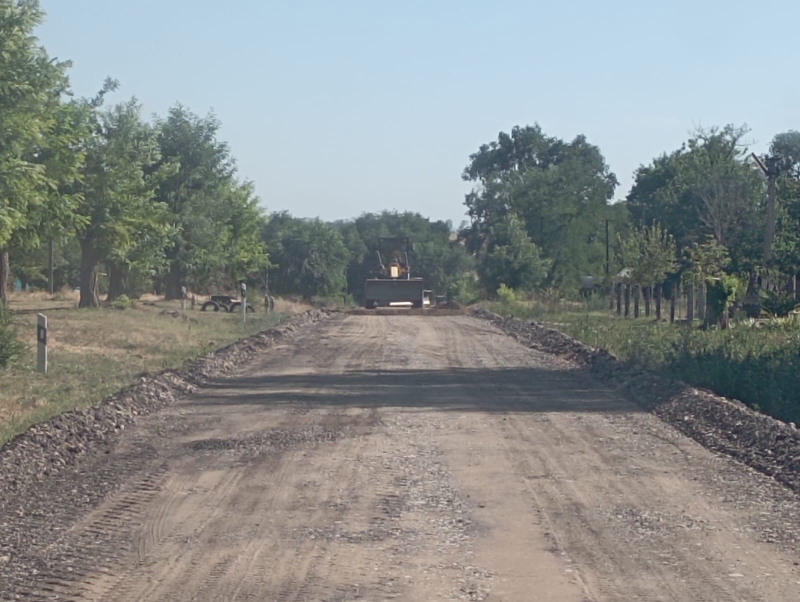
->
(0, 308, 336, 498)
(471, 307, 800, 493)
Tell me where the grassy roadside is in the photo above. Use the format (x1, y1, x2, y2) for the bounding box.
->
(0, 292, 295, 446)
(482, 299, 800, 426)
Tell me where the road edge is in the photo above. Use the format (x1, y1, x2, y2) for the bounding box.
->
(471, 307, 800, 493)
(0, 308, 337, 496)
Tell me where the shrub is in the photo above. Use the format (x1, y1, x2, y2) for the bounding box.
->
(111, 294, 132, 310)
(761, 290, 800, 317)
(496, 284, 517, 305)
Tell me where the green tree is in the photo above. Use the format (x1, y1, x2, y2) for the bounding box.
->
(74, 98, 168, 307)
(462, 125, 618, 288)
(683, 235, 730, 285)
(0, 0, 70, 303)
(627, 125, 764, 274)
(478, 214, 550, 294)
(767, 131, 800, 288)
(770, 130, 800, 179)
(621, 223, 677, 288)
(152, 106, 240, 298)
(263, 213, 349, 299)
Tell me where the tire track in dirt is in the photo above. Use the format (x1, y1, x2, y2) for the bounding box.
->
(3, 315, 800, 601)
(431, 316, 800, 601)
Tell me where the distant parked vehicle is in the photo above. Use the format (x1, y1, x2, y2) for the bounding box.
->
(200, 294, 255, 313)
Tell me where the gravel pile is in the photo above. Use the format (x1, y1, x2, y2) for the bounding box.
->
(0, 308, 335, 498)
(472, 307, 800, 493)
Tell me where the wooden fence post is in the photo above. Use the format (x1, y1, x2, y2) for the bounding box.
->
(697, 282, 706, 323)
(624, 285, 630, 318)
(655, 284, 662, 321)
(669, 282, 677, 324)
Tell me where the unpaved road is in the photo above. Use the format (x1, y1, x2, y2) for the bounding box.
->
(3, 315, 800, 601)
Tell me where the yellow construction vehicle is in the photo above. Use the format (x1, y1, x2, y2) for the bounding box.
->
(364, 237, 426, 309)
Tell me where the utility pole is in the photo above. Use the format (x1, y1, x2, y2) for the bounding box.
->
(751, 153, 779, 263)
(605, 219, 610, 277)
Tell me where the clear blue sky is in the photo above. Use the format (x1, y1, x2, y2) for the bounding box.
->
(38, 0, 799, 225)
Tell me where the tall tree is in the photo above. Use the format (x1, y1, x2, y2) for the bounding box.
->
(74, 98, 166, 307)
(620, 223, 677, 289)
(478, 214, 550, 294)
(0, 0, 70, 303)
(152, 106, 237, 298)
(626, 125, 764, 272)
(263, 213, 349, 299)
(462, 125, 618, 288)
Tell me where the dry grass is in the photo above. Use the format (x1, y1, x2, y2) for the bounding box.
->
(0, 292, 291, 445)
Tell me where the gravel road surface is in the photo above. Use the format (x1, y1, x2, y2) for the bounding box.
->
(2, 314, 799, 601)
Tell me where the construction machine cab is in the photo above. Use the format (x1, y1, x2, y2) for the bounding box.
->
(364, 237, 426, 309)
(376, 237, 412, 280)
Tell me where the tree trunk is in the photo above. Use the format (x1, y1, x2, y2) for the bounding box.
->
(624, 285, 630, 318)
(743, 272, 760, 318)
(48, 238, 55, 295)
(644, 286, 651, 317)
(107, 264, 127, 301)
(655, 284, 662, 321)
(763, 172, 777, 263)
(705, 301, 724, 330)
(687, 283, 695, 323)
(698, 283, 706, 322)
(164, 264, 184, 300)
(615, 283, 622, 316)
(634, 285, 640, 318)
(0, 249, 9, 306)
(79, 239, 100, 308)
(669, 282, 677, 324)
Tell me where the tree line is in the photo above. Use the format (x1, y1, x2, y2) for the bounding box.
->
(461, 123, 800, 323)
(0, 2, 474, 307)
(0, 2, 267, 307)
(3, 1, 799, 315)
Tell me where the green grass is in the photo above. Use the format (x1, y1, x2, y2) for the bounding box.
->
(487, 298, 800, 425)
(0, 295, 289, 445)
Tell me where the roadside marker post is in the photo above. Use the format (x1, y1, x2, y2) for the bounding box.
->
(240, 282, 247, 325)
(37, 314, 48, 374)
(181, 286, 187, 311)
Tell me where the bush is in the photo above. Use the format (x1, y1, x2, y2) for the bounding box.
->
(761, 290, 800, 317)
(111, 294, 132, 310)
(0, 306, 24, 369)
(496, 284, 517, 305)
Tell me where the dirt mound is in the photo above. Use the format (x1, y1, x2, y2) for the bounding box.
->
(0, 309, 336, 498)
(471, 307, 800, 493)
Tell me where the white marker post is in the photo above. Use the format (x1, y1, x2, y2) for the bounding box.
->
(37, 314, 48, 374)
(240, 282, 247, 325)
(181, 286, 187, 311)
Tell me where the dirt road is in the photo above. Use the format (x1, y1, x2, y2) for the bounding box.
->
(3, 315, 800, 601)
